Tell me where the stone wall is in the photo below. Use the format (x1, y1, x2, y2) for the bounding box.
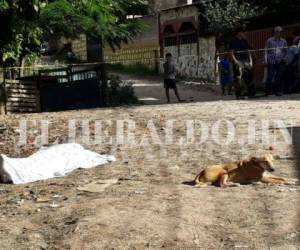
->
(160, 4, 199, 22)
(72, 34, 87, 62)
(197, 37, 216, 80)
(150, 0, 178, 11)
(160, 36, 216, 82)
(71, 15, 159, 64)
(159, 2, 216, 81)
(132, 15, 159, 45)
(104, 15, 159, 67)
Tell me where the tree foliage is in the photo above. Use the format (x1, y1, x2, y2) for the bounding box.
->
(0, 0, 46, 64)
(245, 0, 300, 13)
(201, 0, 300, 35)
(0, 0, 148, 64)
(2, 0, 296, 65)
(202, 0, 261, 33)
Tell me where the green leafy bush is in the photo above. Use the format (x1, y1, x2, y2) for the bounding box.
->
(107, 75, 139, 106)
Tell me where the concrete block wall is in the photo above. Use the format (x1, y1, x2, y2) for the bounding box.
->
(72, 34, 87, 62)
(160, 36, 216, 82)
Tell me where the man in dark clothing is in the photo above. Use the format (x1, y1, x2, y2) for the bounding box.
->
(284, 37, 299, 93)
(230, 27, 255, 99)
(163, 53, 182, 103)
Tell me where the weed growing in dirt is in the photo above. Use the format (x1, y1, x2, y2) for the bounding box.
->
(108, 75, 139, 106)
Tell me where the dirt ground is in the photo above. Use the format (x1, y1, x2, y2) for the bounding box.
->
(121, 74, 229, 105)
(0, 82, 300, 249)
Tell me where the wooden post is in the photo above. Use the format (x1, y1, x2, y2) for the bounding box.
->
(67, 65, 72, 84)
(36, 73, 42, 113)
(158, 13, 164, 58)
(0, 83, 6, 115)
(0, 71, 7, 115)
(0, 68, 3, 115)
(154, 50, 159, 74)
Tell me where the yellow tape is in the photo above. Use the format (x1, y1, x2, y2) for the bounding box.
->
(2, 45, 297, 71)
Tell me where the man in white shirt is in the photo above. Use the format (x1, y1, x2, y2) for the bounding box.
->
(163, 53, 182, 103)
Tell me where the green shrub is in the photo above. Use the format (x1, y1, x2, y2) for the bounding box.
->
(107, 75, 139, 106)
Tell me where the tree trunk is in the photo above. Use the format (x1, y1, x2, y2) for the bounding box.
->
(99, 37, 108, 106)
(0, 66, 6, 115)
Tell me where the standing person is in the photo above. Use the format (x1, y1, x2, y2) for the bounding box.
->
(163, 53, 182, 103)
(265, 26, 288, 96)
(230, 27, 255, 99)
(292, 37, 300, 93)
(283, 37, 299, 93)
(292, 28, 300, 46)
(219, 52, 233, 95)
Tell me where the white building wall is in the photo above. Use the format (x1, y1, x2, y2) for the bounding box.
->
(160, 37, 216, 82)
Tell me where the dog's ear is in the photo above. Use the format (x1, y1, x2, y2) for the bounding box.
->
(249, 156, 267, 172)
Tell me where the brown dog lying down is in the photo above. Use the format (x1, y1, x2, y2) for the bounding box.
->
(194, 154, 292, 188)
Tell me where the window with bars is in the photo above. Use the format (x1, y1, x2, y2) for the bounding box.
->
(179, 34, 198, 45)
(164, 37, 177, 47)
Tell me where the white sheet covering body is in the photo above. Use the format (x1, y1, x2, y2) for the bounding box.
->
(0, 143, 116, 184)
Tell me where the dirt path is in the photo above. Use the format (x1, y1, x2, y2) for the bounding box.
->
(119, 74, 230, 105)
(121, 73, 300, 105)
(0, 94, 300, 249)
